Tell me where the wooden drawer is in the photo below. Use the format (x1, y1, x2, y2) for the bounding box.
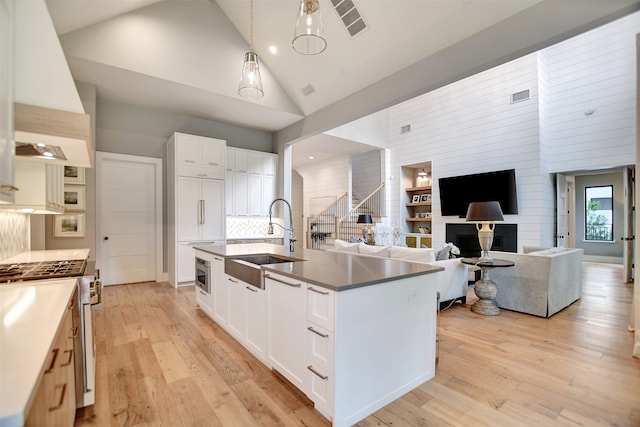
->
(307, 285, 335, 331)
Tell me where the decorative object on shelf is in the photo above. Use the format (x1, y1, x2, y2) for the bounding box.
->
(238, 0, 264, 99)
(54, 213, 85, 238)
(465, 201, 504, 263)
(63, 185, 85, 211)
(63, 166, 84, 184)
(415, 169, 431, 187)
(292, 0, 327, 55)
(418, 226, 430, 234)
(420, 194, 430, 203)
(357, 214, 373, 244)
(440, 242, 460, 259)
(412, 195, 420, 203)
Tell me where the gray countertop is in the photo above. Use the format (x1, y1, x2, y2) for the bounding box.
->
(194, 243, 442, 291)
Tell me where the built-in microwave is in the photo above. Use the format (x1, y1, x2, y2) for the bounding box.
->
(195, 257, 210, 293)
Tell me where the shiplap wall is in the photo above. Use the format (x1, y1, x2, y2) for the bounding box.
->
(352, 150, 383, 200)
(544, 12, 639, 172)
(296, 156, 350, 227)
(389, 53, 549, 250)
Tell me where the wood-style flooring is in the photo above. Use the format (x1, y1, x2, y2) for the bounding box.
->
(75, 262, 640, 427)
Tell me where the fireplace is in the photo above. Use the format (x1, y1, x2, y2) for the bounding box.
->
(446, 223, 517, 258)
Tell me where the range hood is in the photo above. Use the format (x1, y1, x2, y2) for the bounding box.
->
(14, 103, 92, 168)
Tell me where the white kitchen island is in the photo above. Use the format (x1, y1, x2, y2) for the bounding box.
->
(195, 244, 442, 427)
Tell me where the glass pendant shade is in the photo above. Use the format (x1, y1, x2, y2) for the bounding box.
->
(238, 51, 264, 99)
(292, 0, 327, 55)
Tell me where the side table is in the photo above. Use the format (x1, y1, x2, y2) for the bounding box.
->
(461, 258, 515, 316)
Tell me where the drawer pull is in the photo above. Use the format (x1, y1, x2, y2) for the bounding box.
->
(308, 286, 329, 295)
(46, 348, 59, 373)
(264, 274, 301, 287)
(246, 286, 258, 293)
(307, 365, 328, 380)
(0, 185, 19, 192)
(214, 257, 223, 261)
(228, 278, 238, 283)
(49, 383, 67, 411)
(61, 349, 73, 366)
(307, 326, 328, 338)
(199, 290, 207, 296)
(185, 160, 196, 163)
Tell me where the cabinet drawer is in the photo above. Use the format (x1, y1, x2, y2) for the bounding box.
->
(306, 364, 332, 416)
(178, 163, 224, 179)
(306, 324, 333, 373)
(307, 285, 335, 331)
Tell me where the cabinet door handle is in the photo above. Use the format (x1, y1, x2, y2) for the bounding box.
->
(228, 278, 238, 283)
(245, 286, 258, 293)
(308, 286, 329, 295)
(199, 290, 207, 296)
(214, 257, 223, 261)
(49, 383, 67, 411)
(46, 348, 59, 373)
(185, 160, 196, 163)
(208, 162, 219, 166)
(202, 200, 206, 224)
(0, 184, 19, 192)
(307, 326, 328, 338)
(307, 365, 328, 380)
(264, 274, 301, 287)
(61, 349, 74, 366)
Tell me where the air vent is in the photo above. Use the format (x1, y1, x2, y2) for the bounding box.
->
(401, 124, 411, 134)
(511, 89, 530, 104)
(301, 84, 315, 96)
(331, 0, 367, 38)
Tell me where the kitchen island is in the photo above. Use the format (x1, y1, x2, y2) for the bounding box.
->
(194, 243, 443, 427)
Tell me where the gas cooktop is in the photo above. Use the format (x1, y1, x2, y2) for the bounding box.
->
(0, 259, 87, 283)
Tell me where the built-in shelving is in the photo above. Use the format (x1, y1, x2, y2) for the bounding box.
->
(401, 165, 433, 247)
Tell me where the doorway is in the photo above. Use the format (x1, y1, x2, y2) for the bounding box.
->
(96, 152, 163, 285)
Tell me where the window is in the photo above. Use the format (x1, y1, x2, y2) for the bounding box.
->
(584, 185, 613, 241)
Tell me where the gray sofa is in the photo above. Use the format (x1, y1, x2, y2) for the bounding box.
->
(488, 247, 584, 317)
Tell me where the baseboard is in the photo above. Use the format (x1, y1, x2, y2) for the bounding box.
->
(583, 255, 623, 264)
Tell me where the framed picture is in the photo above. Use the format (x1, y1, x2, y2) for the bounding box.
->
(54, 213, 85, 238)
(64, 185, 85, 211)
(420, 194, 430, 203)
(64, 166, 85, 184)
(411, 195, 420, 203)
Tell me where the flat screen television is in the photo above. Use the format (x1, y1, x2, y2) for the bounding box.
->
(438, 169, 518, 216)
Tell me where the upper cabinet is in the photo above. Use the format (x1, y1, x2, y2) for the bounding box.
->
(0, 0, 15, 204)
(176, 132, 225, 179)
(0, 157, 64, 213)
(226, 147, 278, 217)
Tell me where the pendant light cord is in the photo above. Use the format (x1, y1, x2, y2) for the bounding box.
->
(250, 0, 254, 51)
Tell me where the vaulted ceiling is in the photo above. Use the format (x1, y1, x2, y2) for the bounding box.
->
(45, 0, 640, 168)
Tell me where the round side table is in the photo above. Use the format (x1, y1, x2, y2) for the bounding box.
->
(461, 258, 515, 316)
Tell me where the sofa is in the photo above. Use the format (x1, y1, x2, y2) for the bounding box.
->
(331, 240, 469, 305)
(488, 247, 584, 317)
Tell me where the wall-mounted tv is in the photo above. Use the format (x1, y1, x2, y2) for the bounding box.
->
(438, 169, 518, 216)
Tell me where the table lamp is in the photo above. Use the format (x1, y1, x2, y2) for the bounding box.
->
(357, 214, 373, 244)
(465, 201, 504, 263)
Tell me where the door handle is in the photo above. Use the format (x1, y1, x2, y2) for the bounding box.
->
(103, 236, 109, 241)
(202, 200, 205, 224)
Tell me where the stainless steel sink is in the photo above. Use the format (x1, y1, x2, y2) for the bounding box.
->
(224, 254, 297, 289)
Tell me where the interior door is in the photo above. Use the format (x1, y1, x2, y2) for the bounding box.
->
(623, 166, 635, 282)
(96, 152, 162, 286)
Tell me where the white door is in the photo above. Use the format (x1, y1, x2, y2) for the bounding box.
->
(96, 152, 162, 286)
(201, 178, 224, 240)
(177, 176, 200, 241)
(623, 166, 635, 282)
(556, 174, 575, 248)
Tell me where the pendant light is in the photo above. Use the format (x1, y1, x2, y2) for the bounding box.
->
(292, 0, 327, 55)
(238, 0, 264, 99)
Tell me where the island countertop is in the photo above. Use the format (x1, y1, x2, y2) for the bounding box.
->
(194, 243, 443, 291)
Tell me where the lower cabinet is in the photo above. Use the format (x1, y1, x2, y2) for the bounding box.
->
(227, 275, 267, 362)
(195, 287, 214, 317)
(212, 257, 228, 327)
(26, 292, 77, 427)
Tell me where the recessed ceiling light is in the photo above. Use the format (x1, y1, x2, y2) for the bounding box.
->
(308, 155, 314, 160)
(269, 46, 277, 54)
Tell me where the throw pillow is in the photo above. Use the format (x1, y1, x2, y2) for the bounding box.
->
(389, 246, 436, 263)
(436, 246, 451, 261)
(335, 239, 360, 253)
(358, 243, 390, 257)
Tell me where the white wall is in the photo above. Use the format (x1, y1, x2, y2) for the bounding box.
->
(544, 12, 639, 172)
(388, 53, 550, 250)
(352, 150, 383, 199)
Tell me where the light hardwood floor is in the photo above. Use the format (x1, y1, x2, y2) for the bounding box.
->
(76, 262, 640, 427)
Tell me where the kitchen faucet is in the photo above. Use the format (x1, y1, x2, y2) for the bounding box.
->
(268, 198, 296, 253)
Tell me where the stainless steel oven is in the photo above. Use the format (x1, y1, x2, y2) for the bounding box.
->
(195, 257, 210, 293)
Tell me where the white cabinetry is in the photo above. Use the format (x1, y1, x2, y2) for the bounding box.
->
(213, 258, 228, 327)
(167, 132, 226, 287)
(265, 272, 307, 391)
(0, 0, 14, 204)
(226, 275, 245, 339)
(0, 157, 64, 213)
(226, 147, 277, 216)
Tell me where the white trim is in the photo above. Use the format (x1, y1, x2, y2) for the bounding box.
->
(583, 255, 623, 264)
(95, 151, 163, 284)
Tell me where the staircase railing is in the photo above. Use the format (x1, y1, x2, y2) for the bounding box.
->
(307, 193, 349, 248)
(337, 183, 385, 241)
